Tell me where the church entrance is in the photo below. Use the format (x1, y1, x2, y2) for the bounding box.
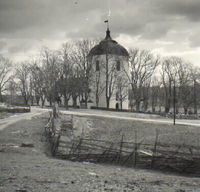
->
(115, 103, 119, 110)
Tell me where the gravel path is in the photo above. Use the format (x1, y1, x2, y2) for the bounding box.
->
(59, 109, 200, 127)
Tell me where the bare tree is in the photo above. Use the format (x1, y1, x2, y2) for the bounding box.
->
(29, 60, 46, 106)
(161, 57, 195, 114)
(70, 68, 83, 107)
(41, 47, 60, 106)
(15, 62, 31, 105)
(104, 56, 118, 108)
(7, 78, 18, 105)
(93, 69, 105, 107)
(190, 66, 200, 114)
(57, 43, 73, 109)
(141, 79, 151, 112)
(150, 77, 162, 113)
(72, 39, 97, 107)
(161, 57, 179, 113)
(124, 48, 159, 111)
(177, 61, 193, 114)
(115, 75, 129, 110)
(0, 56, 12, 102)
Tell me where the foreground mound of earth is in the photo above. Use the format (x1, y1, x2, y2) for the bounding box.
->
(0, 114, 200, 192)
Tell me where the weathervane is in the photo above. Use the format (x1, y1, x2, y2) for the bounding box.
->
(104, 19, 109, 30)
(104, 0, 111, 30)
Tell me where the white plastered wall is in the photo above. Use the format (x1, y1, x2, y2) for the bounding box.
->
(89, 54, 130, 109)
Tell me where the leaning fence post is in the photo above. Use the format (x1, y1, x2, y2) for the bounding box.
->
(51, 134, 60, 156)
(151, 129, 159, 168)
(77, 137, 83, 160)
(71, 115, 74, 139)
(69, 141, 75, 158)
(118, 134, 124, 163)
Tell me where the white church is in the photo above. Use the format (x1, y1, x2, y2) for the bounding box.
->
(87, 27, 130, 110)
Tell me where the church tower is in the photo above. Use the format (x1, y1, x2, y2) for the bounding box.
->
(88, 27, 129, 109)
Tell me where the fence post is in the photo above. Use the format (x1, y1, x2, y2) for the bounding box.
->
(118, 134, 124, 163)
(51, 134, 60, 156)
(77, 137, 83, 160)
(151, 129, 159, 168)
(69, 141, 75, 159)
(134, 129, 138, 167)
(71, 115, 74, 139)
(100, 142, 113, 163)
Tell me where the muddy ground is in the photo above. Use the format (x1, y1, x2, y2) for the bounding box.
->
(1, 114, 200, 192)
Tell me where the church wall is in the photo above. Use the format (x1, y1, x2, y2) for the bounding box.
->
(89, 54, 130, 110)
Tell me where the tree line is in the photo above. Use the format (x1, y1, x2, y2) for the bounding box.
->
(0, 39, 200, 114)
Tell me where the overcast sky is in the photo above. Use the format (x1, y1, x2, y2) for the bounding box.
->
(0, 0, 200, 66)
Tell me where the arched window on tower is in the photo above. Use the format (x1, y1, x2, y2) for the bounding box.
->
(116, 91, 119, 101)
(96, 60, 100, 71)
(116, 60, 120, 71)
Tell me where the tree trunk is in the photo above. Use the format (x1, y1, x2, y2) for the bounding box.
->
(0, 92, 3, 102)
(120, 99, 123, 110)
(152, 97, 157, 113)
(41, 98, 45, 108)
(96, 96, 99, 107)
(165, 106, 170, 113)
(136, 101, 140, 112)
(72, 96, 77, 107)
(36, 96, 40, 106)
(49, 97, 52, 107)
(165, 98, 171, 113)
(184, 107, 188, 115)
(23, 95, 28, 105)
(194, 80, 197, 115)
(84, 93, 88, 108)
(106, 97, 110, 109)
(31, 95, 34, 106)
(64, 96, 69, 109)
(0, 93, 3, 102)
(143, 101, 148, 112)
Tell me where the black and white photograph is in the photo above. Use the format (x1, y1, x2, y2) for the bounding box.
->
(0, 0, 200, 191)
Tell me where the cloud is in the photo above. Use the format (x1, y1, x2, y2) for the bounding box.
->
(0, 0, 106, 39)
(0, 0, 200, 41)
(0, 40, 7, 51)
(8, 42, 33, 54)
(0, 0, 200, 66)
(156, 0, 200, 22)
(189, 34, 200, 48)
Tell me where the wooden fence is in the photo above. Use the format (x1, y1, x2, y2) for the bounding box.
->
(44, 111, 61, 156)
(44, 113, 200, 175)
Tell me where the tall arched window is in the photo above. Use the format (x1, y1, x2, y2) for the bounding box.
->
(116, 61, 120, 71)
(96, 60, 100, 71)
(116, 92, 119, 101)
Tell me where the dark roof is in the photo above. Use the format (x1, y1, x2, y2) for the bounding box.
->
(88, 29, 129, 57)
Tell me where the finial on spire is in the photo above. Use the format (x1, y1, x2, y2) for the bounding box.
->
(104, 20, 111, 40)
(104, 19, 109, 30)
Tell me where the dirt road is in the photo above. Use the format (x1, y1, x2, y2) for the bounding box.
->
(0, 108, 47, 131)
(59, 108, 200, 127)
(1, 107, 199, 133)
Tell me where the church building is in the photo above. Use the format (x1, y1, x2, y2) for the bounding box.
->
(88, 27, 130, 110)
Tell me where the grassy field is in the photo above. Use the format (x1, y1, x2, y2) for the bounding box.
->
(1, 113, 200, 191)
(71, 115, 200, 148)
(52, 114, 200, 174)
